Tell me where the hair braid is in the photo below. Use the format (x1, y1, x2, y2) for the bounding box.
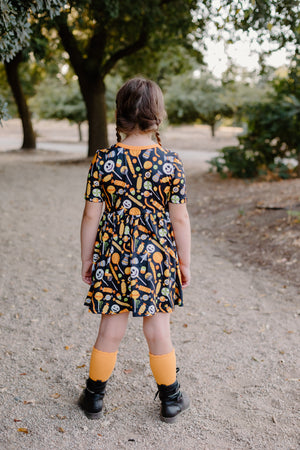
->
(155, 117, 161, 146)
(155, 130, 161, 146)
(116, 128, 122, 142)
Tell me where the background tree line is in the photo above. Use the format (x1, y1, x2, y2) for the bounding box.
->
(0, 0, 299, 177)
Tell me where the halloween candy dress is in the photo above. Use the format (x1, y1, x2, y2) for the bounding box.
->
(84, 143, 187, 317)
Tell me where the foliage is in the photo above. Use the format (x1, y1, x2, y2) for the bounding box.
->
(0, 0, 64, 62)
(31, 76, 87, 140)
(209, 57, 300, 178)
(165, 72, 233, 136)
(208, 0, 300, 49)
(0, 96, 9, 124)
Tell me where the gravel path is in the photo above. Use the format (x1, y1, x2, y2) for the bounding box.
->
(0, 133, 299, 449)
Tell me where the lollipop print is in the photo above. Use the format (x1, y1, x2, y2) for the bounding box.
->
(131, 265, 147, 286)
(120, 166, 132, 184)
(153, 251, 163, 274)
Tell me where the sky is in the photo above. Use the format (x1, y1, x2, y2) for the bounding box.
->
(204, 40, 290, 78)
(202, 27, 292, 78)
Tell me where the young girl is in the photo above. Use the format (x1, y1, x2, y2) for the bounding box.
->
(79, 77, 191, 423)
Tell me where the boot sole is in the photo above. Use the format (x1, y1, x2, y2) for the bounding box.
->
(160, 402, 190, 424)
(78, 398, 103, 420)
(83, 410, 102, 420)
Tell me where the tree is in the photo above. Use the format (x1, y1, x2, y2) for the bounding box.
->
(4, 52, 37, 148)
(0, 1, 64, 140)
(209, 57, 300, 178)
(32, 76, 87, 141)
(48, 0, 208, 156)
(165, 73, 233, 136)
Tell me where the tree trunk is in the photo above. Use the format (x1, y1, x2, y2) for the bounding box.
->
(297, 149, 300, 178)
(78, 77, 108, 157)
(78, 122, 83, 142)
(4, 53, 36, 150)
(211, 122, 215, 137)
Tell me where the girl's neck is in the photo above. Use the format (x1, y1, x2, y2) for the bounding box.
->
(121, 130, 155, 147)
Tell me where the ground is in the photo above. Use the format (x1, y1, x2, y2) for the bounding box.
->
(0, 121, 299, 449)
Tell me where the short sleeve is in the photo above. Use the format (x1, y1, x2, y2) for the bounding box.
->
(169, 154, 187, 204)
(84, 151, 104, 203)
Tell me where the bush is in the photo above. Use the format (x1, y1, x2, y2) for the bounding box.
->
(209, 57, 300, 179)
(209, 146, 259, 178)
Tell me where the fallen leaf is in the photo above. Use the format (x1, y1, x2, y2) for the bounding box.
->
(272, 415, 277, 424)
(43, 288, 48, 292)
(97, 433, 102, 437)
(51, 393, 60, 399)
(56, 414, 66, 420)
(18, 428, 28, 434)
(19, 373, 27, 376)
(223, 329, 232, 334)
(64, 346, 70, 350)
(183, 323, 188, 328)
(14, 419, 22, 422)
(58, 427, 65, 433)
(23, 400, 35, 405)
(251, 356, 259, 362)
(76, 364, 86, 369)
(123, 368, 133, 374)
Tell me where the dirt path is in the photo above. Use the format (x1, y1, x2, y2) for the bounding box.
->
(0, 124, 299, 449)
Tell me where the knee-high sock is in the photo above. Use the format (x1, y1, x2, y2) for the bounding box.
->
(149, 348, 176, 386)
(89, 347, 118, 382)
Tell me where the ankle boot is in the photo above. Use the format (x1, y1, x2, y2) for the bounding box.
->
(157, 380, 190, 423)
(78, 378, 107, 419)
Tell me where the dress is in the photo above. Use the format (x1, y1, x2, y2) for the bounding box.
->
(84, 142, 187, 317)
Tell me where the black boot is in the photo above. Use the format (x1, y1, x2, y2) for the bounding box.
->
(157, 380, 190, 423)
(78, 378, 107, 419)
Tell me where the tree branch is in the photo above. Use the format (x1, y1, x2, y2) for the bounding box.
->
(55, 14, 85, 79)
(102, 28, 148, 76)
(87, 26, 107, 62)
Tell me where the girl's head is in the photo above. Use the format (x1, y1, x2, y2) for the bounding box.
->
(116, 77, 166, 145)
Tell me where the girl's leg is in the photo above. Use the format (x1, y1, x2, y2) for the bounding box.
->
(143, 313, 176, 386)
(89, 311, 129, 382)
(143, 312, 190, 422)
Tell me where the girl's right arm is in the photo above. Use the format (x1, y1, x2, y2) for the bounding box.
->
(169, 203, 191, 287)
(80, 201, 104, 284)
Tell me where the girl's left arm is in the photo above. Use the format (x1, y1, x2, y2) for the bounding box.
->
(80, 201, 104, 284)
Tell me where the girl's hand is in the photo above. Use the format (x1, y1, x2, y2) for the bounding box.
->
(180, 264, 191, 288)
(82, 260, 93, 285)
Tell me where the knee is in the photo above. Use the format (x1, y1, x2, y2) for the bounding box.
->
(143, 320, 170, 346)
(99, 326, 125, 345)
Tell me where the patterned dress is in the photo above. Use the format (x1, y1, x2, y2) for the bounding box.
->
(84, 142, 187, 317)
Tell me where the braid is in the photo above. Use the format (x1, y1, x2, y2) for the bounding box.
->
(116, 128, 122, 142)
(155, 130, 161, 146)
(155, 117, 161, 146)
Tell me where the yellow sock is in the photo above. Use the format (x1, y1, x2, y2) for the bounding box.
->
(89, 347, 118, 382)
(149, 349, 176, 386)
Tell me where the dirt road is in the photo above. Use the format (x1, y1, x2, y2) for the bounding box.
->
(0, 122, 299, 449)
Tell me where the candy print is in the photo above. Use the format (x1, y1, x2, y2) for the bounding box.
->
(104, 160, 115, 172)
(84, 143, 187, 316)
(95, 268, 104, 280)
(163, 162, 173, 175)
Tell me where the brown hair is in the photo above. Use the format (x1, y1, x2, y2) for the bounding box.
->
(116, 77, 166, 145)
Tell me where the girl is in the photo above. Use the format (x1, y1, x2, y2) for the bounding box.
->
(79, 77, 191, 423)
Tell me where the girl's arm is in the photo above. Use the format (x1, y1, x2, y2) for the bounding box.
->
(80, 201, 104, 284)
(169, 203, 191, 288)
